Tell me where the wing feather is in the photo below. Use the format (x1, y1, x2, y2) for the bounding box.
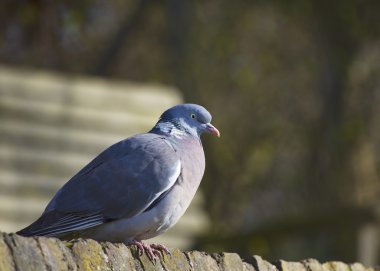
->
(18, 133, 181, 237)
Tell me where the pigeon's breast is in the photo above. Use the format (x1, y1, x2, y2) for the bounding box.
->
(126, 136, 206, 240)
(150, 137, 206, 234)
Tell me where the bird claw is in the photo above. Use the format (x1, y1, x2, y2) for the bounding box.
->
(129, 240, 171, 262)
(151, 244, 171, 257)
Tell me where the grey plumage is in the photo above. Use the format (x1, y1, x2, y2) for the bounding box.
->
(18, 103, 219, 244)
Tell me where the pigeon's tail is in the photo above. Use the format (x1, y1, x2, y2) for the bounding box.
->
(17, 214, 52, 237)
(17, 211, 106, 237)
(16, 229, 33, 237)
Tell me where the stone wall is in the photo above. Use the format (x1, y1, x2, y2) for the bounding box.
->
(0, 233, 377, 271)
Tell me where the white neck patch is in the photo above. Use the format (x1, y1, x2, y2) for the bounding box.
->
(156, 121, 187, 138)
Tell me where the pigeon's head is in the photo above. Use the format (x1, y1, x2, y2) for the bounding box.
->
(153, 104, 220, 138)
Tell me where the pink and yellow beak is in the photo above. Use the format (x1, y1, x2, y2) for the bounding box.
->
(205, 123, 220, 137)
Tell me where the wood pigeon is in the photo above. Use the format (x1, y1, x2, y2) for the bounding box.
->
(17, 103, 220, 259)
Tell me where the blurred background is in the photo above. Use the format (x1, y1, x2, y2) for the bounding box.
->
(0, 0, 380, 266)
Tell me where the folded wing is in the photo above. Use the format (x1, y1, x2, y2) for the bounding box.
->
(18, 133, 181, 237)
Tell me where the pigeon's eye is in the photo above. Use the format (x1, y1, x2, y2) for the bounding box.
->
(190, 114, 196, 119)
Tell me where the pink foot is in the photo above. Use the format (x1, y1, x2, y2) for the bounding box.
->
(129, 240, 171, 261)
(150, 243, 171, 256)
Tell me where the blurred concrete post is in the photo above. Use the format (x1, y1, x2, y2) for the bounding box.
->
(357, 222, 379, 266)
